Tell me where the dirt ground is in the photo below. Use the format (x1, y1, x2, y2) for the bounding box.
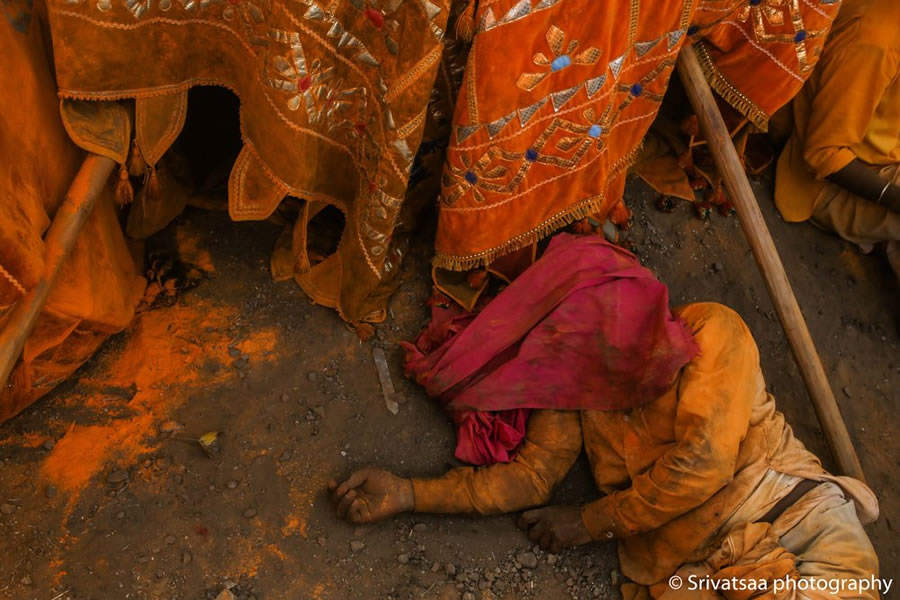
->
(0, 171, 897, 600)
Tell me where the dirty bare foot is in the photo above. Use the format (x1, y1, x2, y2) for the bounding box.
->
(328, 468, 414, 524)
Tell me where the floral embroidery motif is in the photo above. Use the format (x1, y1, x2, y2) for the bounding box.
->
(517, 25, 602, 92)
(736, 0, 829, 73)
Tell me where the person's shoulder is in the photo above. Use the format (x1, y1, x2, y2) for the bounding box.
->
(837, 0, 900, 54)
(672, 302, 753, 352)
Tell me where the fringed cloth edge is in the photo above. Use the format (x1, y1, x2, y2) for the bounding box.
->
(693, 41, 770, 133)
(432, 143, 644, 271)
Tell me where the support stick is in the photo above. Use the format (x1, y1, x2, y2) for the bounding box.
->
(0, 154, 116, 392)
(677, 45, 865, 481)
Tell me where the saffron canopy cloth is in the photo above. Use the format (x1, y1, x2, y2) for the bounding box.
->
(43, 0, 839, 323)
(0, 6, 145, 423)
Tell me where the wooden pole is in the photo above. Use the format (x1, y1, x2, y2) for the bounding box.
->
(0, 154, 116, 393)
(677, 45, 865, 482)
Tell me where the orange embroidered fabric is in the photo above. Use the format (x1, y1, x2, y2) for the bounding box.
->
(433, 0, 839, 269)
(0, 9, 145, 423)
(45, 0, 455, 324)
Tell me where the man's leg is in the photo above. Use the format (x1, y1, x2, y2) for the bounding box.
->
(774, 483, 880, 599)
(811, 165, 900, 280)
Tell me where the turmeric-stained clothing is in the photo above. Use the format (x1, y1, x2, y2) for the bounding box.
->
(411, 302, 877, 585)
(644, 482, 879, 600)
(776, 0, 900, 223)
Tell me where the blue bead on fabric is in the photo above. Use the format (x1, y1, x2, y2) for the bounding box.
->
(551, 55, 572, 72)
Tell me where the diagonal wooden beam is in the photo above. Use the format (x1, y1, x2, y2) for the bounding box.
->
(677, 44, 865, 481)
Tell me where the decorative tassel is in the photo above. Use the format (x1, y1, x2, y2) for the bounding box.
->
(114, 164, 134, 206)
(571, 218, 593, 236)
(144, 165, 160, 203)
(609, 200, 632, 229)
(656, 195, 678, 213)
(455, 0, 477, 42)
(127, 140, 146, 176)
(693, 201, 712, 221)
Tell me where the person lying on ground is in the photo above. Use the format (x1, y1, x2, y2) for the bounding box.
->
(775, 0, 900, 282)
(329, 302, 880, 598)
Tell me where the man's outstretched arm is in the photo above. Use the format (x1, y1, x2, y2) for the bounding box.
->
(330, 410, 583, 523)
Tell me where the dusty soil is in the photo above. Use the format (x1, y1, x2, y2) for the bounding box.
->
(0, 172, 897, 600)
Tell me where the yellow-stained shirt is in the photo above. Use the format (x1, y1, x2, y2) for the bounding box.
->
(410, 303, 869, 585)
(775, 0, 900, 222)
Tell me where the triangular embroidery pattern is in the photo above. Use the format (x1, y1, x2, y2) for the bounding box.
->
(534, 0, 560, 8)
(479, 7, 497, 32)
(499, 0, 530, 25)
(303, 3, 324, 19)
(635, 38, 660, 57)
(666, 29, 685, 51)
(518, 98, 548, 127)
(392, 139, 413, 165)
(486, 112, 516, 138)
(608, 54, 625, 79)
(456, 124, 481, 143)
(550, 84, 580, 112)
(419, 0, 441, 20)
(584, 74, 607, 97)
(356, 50, 379, 66)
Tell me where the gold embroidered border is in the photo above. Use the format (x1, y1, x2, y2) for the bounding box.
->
(432, 142, 644, 270)
(693, 40, 770, 131)
(0, 263, 26, 296)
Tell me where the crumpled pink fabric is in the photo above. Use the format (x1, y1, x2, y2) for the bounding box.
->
(402, 234, 699, 466)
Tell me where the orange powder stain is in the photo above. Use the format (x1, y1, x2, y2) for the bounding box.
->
(0, 431, 48, 448)
(280, 514, 308, 539)
(279, 466, 325, 542)
(176, 228, 215, 273)
(39, 298, 283, 498)
(267, 544, 287, 561)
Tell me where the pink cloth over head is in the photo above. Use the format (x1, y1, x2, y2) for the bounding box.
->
(403, 234, 698, 466)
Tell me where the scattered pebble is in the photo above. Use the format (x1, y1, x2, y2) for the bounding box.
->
(215, 590, 236, 600)
(350, 540, 365, 552)
(307, 372, 317, 382)
(107, 469, 130, 484)
(227, 480, 239, 489)
(516, 552, 537, 569)
(165, 535, 176, 545)
(45, 485, 57, 499)
(413, 523, 427, 533)
(1, 503, 15, 515)
(243, 508, 258, 519)
(116, 511, 126, 520)
(398, 553, 410, 565)
(42, 439, 55, 451)
(182, 551, 192, 566)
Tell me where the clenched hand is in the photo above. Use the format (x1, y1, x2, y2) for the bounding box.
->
(328, 468, 414, 524)
(517, 505, 594, 553)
